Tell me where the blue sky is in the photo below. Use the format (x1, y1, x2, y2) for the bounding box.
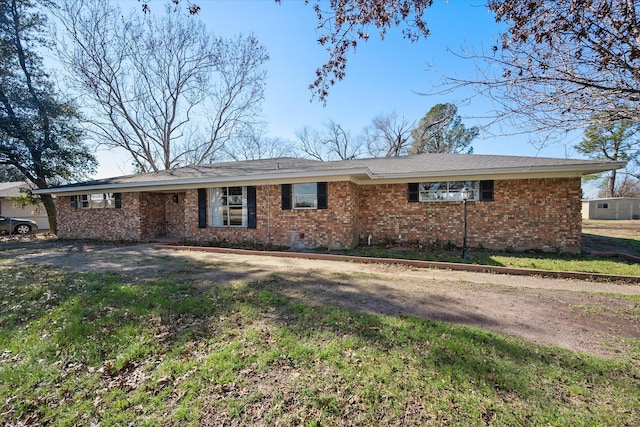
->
(98, 0, 586, 179)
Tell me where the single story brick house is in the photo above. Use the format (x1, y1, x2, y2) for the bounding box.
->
(34, 154, 624, 252)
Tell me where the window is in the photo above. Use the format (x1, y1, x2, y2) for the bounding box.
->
(418, 181, 479, 201)
(72, 193, 121, 209)
(210, 186, 247, 226)
(294, 183, 318, 209)
(597, 203, 609, 209)
(281, 183, 328, 210)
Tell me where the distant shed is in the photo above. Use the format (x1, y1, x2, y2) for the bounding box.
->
(582, 197, 640, 220)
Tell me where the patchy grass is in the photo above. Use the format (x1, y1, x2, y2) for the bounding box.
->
(336, 246, 640, 277)
(1, 262, 639, 426)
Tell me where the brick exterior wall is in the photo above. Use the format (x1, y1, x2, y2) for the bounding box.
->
(357, 178, 582, 251)
(55, 192, 143, 240)
(183, 182, 359, 249)
(55, 177, 582, 251)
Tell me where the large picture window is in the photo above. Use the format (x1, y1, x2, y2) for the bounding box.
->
(210, 186, 247, 226)
(419, 181, 479, 202)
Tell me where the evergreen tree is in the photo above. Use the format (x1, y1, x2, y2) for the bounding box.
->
(409, 104, 478, 154)
(576, 119, 639, 198)
(0, 0, 95, 232)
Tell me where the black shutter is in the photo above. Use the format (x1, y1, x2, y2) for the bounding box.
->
(407, 183, 419, 202)
(247, 186, 257, 229)
(281, 184, 292, 210)
(70, 195, 77, 210)
(479, 180, 494, 201)
(317, 182, 328, 209)
(114, 193, 122, 209)
(197, 188, 207, 228)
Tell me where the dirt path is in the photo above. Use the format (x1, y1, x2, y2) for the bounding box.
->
(6, 240, 640, 359)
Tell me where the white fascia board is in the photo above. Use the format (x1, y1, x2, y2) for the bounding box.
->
(362, 161, 627, 183)
(33, 168, 374, 195)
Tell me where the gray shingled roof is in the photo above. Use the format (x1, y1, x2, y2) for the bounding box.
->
(34, 153, 625, 194)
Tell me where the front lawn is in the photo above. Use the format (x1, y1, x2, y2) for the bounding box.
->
(1, 262, 638, 425)
(338, 245, 640, 277)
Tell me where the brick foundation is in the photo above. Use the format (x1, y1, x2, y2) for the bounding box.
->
(55, 177, 582, 251)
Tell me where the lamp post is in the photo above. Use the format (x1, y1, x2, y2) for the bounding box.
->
(461, 186, 469, 260)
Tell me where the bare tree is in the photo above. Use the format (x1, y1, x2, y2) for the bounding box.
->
(323, 121, 363, 160)
(434, 0, 640, 136)
(366, 112, 414, 157)
(140, 0, 201, 15)
(223, 126, 294, 161)
(138, 0, 640, 132)
(295, 121, 364, 161)
(295, 126, 327, 161)
(599, 174, 640, 198)
(56, 0, 268, 172)
(133, 1, 435, 103)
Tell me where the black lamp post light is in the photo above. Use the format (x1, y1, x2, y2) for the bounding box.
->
(461, 186, 469, 260)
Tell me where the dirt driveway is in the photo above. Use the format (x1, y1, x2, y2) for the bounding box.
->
(5, 239, 640, 359)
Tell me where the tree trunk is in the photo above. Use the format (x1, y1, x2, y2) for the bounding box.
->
(609, 170, 617, 197)
(40, 193, 57, 234)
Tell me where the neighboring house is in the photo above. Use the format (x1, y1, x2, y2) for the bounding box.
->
(582, 197, 640, 220)
(0, 181, 50, 230)
(34, 154, 624, 252)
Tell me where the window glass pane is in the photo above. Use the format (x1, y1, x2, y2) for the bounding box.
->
(448, 182, 471, 201)
(104, 193, 115, 208)
(293, 183, 318, 208)
(210, 188, 224, 226)
(228, 206, 244, 225)
(210, 187, 247, 226)
(89, 193, 104, 208)
(419, 182, 445, 201)
(295, 194, 317, 208)
(227, 186, 243, 206)
(418, 181, 479, 202)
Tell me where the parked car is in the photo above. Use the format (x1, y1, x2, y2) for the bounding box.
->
(0, 215, 38, 235)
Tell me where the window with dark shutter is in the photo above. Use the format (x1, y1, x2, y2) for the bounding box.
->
(197, 188, 207, 228)
(70, 195, 77, 210)
(281, 184, 292, 210)
(407, 183, 419, 202)
(317, 182, 328, 209)
(479, 180, 494, 201)
(247, 186, 257, 228)
(114, 193, 122, 209)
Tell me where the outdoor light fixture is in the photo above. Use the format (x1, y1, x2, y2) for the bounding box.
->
(461, 186, 469, 260)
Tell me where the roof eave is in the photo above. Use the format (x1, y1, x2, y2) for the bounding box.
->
(368, 161, 627, 181)
(33, 168, 374, 195)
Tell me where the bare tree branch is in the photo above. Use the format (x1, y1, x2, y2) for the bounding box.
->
(431, 0, 640, 139)
(56, 0, 268, 172)
(366, 112, 414, 157)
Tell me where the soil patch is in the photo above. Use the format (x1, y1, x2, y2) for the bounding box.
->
(3, 239, 638, 360)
